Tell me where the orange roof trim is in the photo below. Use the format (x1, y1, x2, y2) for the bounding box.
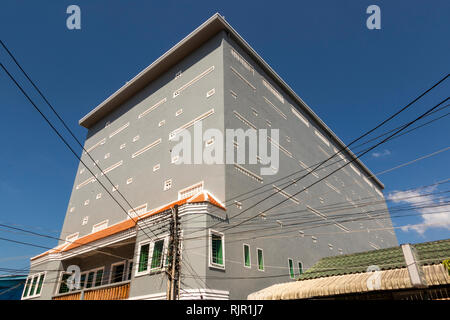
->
(31, 190, 225, 261)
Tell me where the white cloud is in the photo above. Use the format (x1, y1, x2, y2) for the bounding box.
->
(372, 149, 391, 158)
(388, 187, 450, 234)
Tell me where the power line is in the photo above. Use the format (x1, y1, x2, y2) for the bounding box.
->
(218, 96, 449, 234)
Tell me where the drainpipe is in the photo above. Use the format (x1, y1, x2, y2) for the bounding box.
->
(401, 244, 427, 288)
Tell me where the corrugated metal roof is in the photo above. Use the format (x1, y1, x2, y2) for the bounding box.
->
(248, 239, 450, 300)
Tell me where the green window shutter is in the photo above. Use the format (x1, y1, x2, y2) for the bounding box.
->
(58, 273, 70, 294)
(211, 234, 223, 266)
(151, 240, 164, 269)
(29, 275, 38, 296)
(138, 244, 150, 272)
(298, 262, 303, 275)
(85, 271, 94, 288)
(35, 274, 45, 294)
(94, 269, 103, 287)
(23, 277, 31, 297)
(257, 249, 264, 270)
(244, 245, 250, 267)
(289, 259, 294, 279)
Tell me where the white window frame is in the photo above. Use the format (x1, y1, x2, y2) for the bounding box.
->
(243, 243, 251, 269)
(149, 236, 169, 273)
(208, 229, 225, 270)
(135, 240, 151, 277)
(22, 272, 46, 299)
(109, 261, 127, 284)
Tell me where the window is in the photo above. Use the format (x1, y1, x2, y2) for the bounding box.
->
(230, 66, 256, 91)
(96, 193, 102, 199)
(243, 244, 251, 268)
(173, 66, 215, 98)
(100, 160, 123, 175)
(288, 258, 295, 279)
(58, 272, 71, 294)
(235, 201, 242, 209)
(164, 179, 172, 191)
(257, 248, 264, 271)
(84, 199, 90, 206)
(94, 268, 104, 287)
(298, 262, 303, 275)
(126, 178, 133, 185)
(120, 143, 126, 150)
(65, 232, 79, 244)
(104, 153, 110, 159)
(85, 138, 106, 153)
(291, 106, 309, 127)
(251, 108, 258, 116)
(311, 236, 318, 243)
(133, 135, 140, 142)
(178, 181, 203, 200)
(109, 122, 130, 138)
(22, 272, 45, 299)
(262, 79, 284, 104)
(230, 90, 238, 99)
(314, 129, 330, 146)
(234, 164, 263, 184)
(137, 242, 150, 274)
(206, 88, 215, 98)
(209, 230, 224, 268)
(264, 96, 286, 119)
(266, 119, 272, 127)
(131, 138, 162, 158)
(230, 48, 254, 75)
(138, 97, 167, 119)
(169, 109, 215, 140)
(159, 120, 165, 127)
(127, 260, 133, 280)
(153, 164, 160, 172)
(150, 239, 165, 270)
(110, 262, 126, 283)
(128, 204, 147, 218)
(175, 109, 183, 116)
(92, 220, 108, 233)
(82, 216, 88, 225)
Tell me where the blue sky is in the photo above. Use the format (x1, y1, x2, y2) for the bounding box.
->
(0, 0, 449, 273)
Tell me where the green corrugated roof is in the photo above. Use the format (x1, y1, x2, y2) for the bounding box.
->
(299, 239, 450, 280)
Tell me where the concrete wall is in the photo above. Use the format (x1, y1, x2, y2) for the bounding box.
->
(58, 31, 227, 245)
(198, 35, 398, 299)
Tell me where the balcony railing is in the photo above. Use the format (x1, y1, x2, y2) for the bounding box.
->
(53, 281, 130, 300)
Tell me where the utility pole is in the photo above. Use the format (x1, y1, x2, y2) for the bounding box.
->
(166, 204, 181, 300)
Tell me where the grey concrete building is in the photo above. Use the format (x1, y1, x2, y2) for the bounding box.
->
(22, 13, 397, 300)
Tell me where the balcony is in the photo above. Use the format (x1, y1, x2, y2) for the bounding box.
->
(53, 281, 130, 300)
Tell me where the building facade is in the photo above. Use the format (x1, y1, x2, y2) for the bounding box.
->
(23, 14, 397, 300)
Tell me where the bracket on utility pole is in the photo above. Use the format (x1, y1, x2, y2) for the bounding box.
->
(166, 205, 181, 300)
